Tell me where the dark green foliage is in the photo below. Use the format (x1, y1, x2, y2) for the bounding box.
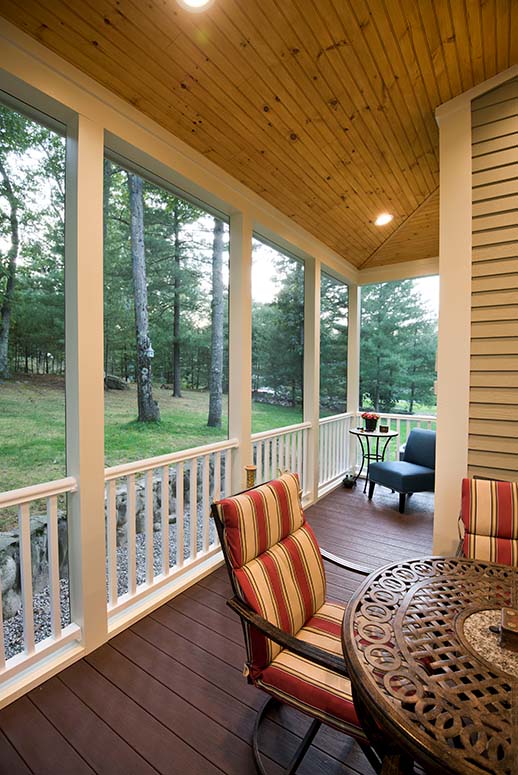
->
(360, 279, 437, 413)
(252, 244, 304, 418)
(320, 273, 348, 416)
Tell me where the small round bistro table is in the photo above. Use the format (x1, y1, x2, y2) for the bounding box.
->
(347, 428, 398, 492)
(342, 556, 517, 775)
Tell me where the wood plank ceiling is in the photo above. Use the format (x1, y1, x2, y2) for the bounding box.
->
(1, 0, 516, 268)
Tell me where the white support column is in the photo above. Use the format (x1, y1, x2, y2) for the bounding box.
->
(347, 284, 361, 468)
(228, 212, 253, 493)
(65, 115, 108, 651)
(304, 257, 321, 503)
(434, 102, 472, 555)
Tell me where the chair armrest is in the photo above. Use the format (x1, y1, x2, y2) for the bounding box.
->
(320, 549, 371, 576)
(227, 596, 350, 678)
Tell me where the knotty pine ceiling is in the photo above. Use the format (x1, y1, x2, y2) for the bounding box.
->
(2, 0, 516, 268)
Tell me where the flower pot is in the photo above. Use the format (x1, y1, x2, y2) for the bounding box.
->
(364, 418, 378, 432)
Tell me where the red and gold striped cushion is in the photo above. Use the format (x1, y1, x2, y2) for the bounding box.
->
(461, 478, 518, 565)
(216, 472, 304, 568)
(256, 602, 363, 737)
(235, 523, 326, 672)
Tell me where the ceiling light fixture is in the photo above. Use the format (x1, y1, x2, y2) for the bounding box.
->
(375, 212, 394, 226)
(176, 0, 214, 11)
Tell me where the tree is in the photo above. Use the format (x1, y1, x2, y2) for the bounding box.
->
(0, 154, 19, 377)
(128, 172, 160, 422)
(320, 274, 348, 415)
(0, 106, 65, 378)
(207, 218, 224, 427)
(360, 279, 437, 413)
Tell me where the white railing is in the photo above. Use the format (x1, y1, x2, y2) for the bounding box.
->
(317, 412, 437, 492)
(0, 477, 81, 683)
(252, 422, 311, 494)
(318, 412, 355, 490)
(356, 413, 437, 464)
(104, 438, 237, 623)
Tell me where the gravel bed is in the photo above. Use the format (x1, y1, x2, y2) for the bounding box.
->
(3, 508, 216, 660)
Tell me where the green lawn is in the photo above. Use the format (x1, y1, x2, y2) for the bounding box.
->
(0, 374, 302, 496)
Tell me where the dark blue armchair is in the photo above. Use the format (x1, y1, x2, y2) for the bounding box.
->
(367, 428, 436, 514)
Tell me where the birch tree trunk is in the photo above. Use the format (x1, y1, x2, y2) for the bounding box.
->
(0, 158, 19, 378)
(128, 172, 160, 422)
(171, 202, 182, 397)
(208, 219, 224, 427)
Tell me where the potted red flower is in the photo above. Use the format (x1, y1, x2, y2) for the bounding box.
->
(361, 411, 380, 432)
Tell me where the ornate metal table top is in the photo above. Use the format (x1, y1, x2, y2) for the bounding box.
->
(342, 556, 517, 775)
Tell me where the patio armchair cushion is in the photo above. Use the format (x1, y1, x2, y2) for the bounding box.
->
(461, 478, 518, 565)
(256, 601, 361, 734)
(213, 471, 367, 746)
(368, 460, 435, 494)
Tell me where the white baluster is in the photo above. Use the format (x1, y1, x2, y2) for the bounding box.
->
(18, 503, 34, 655)
(47, 495, 61, 639)
(202, 455, 210, 553)
(190, 458, 198, 560)
(290, 432, 296, 472)
(176, 462, 184, 569)
(296, 430, 302, 479)
(213, 452, 221, 501)
(107, 480, 118, 606)
(224, 448, 232, 496)
(263, 440, 269, 483)
(145, 470, 154, 585)
(127, 474, 137, 595)
(161, 466, 170, 576)
(254, 443, 261, 485)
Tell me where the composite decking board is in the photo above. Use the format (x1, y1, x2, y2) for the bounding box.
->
(0, 695, 95, 774)
(85, 643, 270, 775)
(0, 487, 433, 774)
(60, 659, 221, 775)
(0, 728, 32, 774)
(130, 612, 371, 774)
(149, 603, 245, 669)
(29, 676, 156, 775)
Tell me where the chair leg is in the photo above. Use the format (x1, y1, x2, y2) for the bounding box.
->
(286, 718, 321, 774)
(252, 696, 321, 774)
(368, 481, 375, 500)
(399, 493, 406, 514)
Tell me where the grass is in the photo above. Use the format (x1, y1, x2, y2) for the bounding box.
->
(0, 374, 303, 497)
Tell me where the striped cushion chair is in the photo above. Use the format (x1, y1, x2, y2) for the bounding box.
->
(460, 478, 518, 565)
(212, 472, 378, 774)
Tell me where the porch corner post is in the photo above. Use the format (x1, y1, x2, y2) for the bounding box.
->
(434, 100, 472, 555)
(303, 257, 321, 503)
(347, 284, 361, 467)
(65, 115, 108, 651)
(228, 211, 253, 494)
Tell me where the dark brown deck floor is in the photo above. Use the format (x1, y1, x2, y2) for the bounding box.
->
(0, 486, 433, 774)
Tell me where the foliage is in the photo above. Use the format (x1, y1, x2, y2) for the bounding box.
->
(320, 272, 348, 416)
(360, 279, 437, 413)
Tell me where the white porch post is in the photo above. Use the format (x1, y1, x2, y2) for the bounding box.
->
(228, 212, 253, 493)
(304, 257, 321, 503)
(434, 102, 472, 555)
(347, 284, 361, 468)
(65, 115, 108, 651)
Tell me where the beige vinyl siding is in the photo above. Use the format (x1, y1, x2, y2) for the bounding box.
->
(469, 79, 518, 481)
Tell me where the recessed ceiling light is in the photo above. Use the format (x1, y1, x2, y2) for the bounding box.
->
(375, 213, 394, 226)
(177, 0, 214, 11)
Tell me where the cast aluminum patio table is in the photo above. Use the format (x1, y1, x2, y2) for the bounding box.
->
(342, 556, 517, 775)
(348, 428, 398, 492)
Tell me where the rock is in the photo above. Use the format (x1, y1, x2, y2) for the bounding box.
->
(104, 374, 128, 390)
(0, 555, 16, 594)
(3, 588, 21, 619)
